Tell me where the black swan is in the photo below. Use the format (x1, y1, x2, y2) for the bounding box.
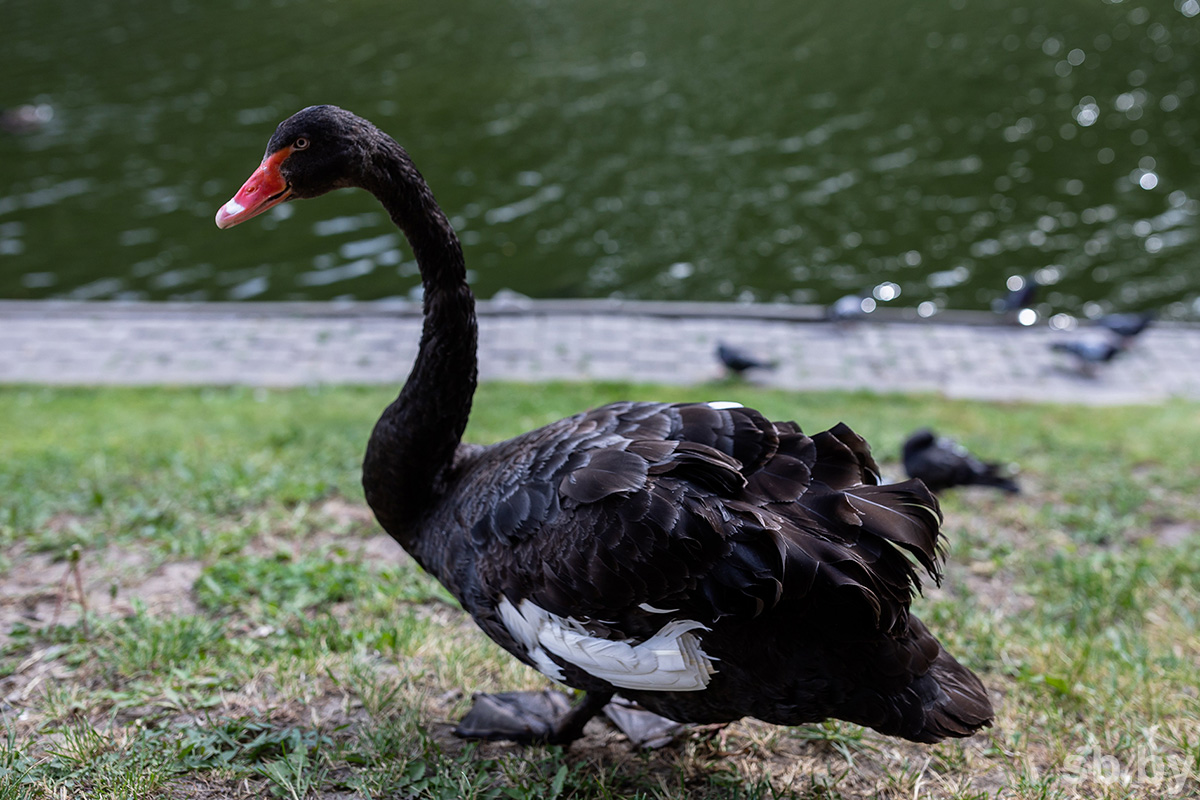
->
(902, 429, 1020, 495)
(215, 105, 993, 746)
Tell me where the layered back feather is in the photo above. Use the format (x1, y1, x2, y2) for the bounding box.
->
(410, 401, 991, 743)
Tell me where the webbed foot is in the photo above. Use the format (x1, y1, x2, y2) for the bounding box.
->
(453, 689, 611, 745)
(602, 696, 684, 749)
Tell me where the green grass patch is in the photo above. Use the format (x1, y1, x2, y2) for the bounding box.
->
(2, 383, 1199, 798)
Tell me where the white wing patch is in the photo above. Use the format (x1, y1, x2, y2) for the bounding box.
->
(497, 598, 716, 692)
(706, 401, 744, 410)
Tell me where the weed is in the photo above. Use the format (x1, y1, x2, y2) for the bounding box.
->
(0, 723, 38, 800)
(3, 385, 1200, 798)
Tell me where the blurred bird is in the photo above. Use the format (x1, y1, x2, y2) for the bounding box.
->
(1051, 339, 1121, 377)
(716, 342, 777, 376)
(1097, 311, 1154, 340)
(991, 275, 1038, 315)
(827, 293, 875, 322)
(902, 429, 1020, 495)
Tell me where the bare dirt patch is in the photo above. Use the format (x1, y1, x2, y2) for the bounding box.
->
(0, 545, 203, 635)
(0, 498, 402, 637)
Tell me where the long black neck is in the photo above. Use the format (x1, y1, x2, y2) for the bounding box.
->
(360, 138, 478, 548)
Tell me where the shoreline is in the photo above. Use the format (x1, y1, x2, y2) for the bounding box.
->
(2, 300, 1197, 404)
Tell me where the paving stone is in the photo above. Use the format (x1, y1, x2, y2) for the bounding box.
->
(1, 301, 1197, 404)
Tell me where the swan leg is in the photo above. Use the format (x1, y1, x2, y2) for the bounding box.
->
(602, 696, 684, 749)
(453, 689, 612, 745)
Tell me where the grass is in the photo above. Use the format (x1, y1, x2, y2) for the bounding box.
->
(1, 382, 1199, 798)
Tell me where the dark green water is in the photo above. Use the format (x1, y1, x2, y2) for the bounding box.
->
(2, 0, 1199, 318)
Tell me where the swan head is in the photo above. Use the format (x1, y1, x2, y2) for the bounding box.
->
(215, 105, 374, 229)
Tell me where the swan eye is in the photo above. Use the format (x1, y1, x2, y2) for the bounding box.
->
(293, 137, 310, 150)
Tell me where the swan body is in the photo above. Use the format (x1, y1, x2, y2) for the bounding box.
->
(217, 105, 992, 745)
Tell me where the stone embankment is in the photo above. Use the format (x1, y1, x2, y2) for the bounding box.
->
(2, 300, 1196, 404)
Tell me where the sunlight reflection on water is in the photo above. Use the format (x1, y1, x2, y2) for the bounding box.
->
(0, 0, 1197, 319)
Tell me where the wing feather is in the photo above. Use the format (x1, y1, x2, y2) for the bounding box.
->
(456, 402, 948, 659)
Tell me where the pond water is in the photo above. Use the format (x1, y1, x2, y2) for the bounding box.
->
(2, 0, 1199, 319)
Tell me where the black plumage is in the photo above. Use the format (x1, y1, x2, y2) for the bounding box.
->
(902, 429, 1020, 495)
(216, 106, 992, 747)
(716, 342, 776, 375)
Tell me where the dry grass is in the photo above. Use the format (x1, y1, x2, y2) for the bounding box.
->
(2, 383, 1199, 798)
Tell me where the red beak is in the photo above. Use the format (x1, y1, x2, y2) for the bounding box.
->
(215, 147, 294, 229)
